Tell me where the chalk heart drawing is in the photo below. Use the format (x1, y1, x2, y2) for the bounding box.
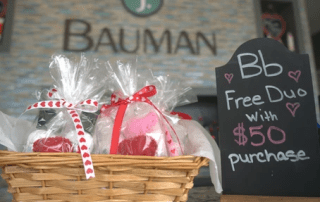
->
(286, 102, 300, 117)
(288, 70, 301, 83)
(224, 73, 233, 84)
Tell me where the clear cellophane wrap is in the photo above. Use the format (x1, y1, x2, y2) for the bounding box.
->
(93, 59, 197, 157)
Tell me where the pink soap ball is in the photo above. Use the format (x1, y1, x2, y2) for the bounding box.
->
(123, 112, 158, 138)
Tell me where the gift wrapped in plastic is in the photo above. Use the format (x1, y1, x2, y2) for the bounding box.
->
(0, 111, 32, 152)
(93, 59, 197, 157)
(13, 53, 108, 178)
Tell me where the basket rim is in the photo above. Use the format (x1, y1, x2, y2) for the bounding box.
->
(0, 150, 200, 159)
(0, 150, 209, 169)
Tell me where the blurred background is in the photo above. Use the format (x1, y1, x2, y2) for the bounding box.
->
(0, 0, 320, 201)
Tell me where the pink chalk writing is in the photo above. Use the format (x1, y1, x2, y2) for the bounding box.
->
(234, 123, 286, 147)
(267, 126, 286, 144)
(225, 73, 234, 84)
(288, 70, 301, 83)
(250, 125, 265, 146)
(233, 122, 247, 146)
(286, 102, 300, 117)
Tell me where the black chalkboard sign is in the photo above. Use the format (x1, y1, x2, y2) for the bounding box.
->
(216, 38, 320, 197)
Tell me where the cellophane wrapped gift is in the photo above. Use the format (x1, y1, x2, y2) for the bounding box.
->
(12, 53, 108, 178)
(93, 59, 198, 157)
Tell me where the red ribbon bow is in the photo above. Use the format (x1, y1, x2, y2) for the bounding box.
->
(26, 88, 98, 179)
(101, 85, 184, 156)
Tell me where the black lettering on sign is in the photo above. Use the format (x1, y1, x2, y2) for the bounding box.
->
(216, 38, 320, 197)
(63, 19, 93, 52)
(120, 28, 140, 53)
(63, 19, 217, 55)
(144, 29, 171, 54)
(174, 31, 195, 54)
(95, 28, 118, 52)
(196, 32, 216, 55)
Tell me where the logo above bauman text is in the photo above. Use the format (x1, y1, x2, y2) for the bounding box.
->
(122, 0, 163, 17)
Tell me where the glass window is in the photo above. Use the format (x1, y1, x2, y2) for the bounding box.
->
(0, 0, 13, 52)
(0, 0, 7, 43)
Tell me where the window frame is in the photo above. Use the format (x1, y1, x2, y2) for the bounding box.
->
(253, 0, 304, 54)
(0, 0, 14, 53)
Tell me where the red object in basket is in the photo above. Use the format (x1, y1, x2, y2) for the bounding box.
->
(170, 111, 192, 120)
(117, 135, 158, 156)
(33, 137, 73, 152)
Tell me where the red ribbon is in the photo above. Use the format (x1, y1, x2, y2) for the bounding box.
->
(101, 85, 184, 155)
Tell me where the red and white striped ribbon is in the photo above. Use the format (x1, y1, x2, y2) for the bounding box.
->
(26, 91, 98, 179)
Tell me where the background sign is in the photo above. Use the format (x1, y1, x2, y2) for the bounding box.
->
(216, 38, 320, 196)
(0, 0, 317, 119)
(121, 0, 164, 17)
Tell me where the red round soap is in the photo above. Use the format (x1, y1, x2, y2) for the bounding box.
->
(33, 137, 73, 152)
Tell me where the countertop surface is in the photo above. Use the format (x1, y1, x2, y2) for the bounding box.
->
(188, 186, 221, 202)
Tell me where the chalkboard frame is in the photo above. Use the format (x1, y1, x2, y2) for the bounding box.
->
(216, 38, 320, 197)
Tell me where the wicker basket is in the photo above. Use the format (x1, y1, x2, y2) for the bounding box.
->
(0, 150, 209, 202)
